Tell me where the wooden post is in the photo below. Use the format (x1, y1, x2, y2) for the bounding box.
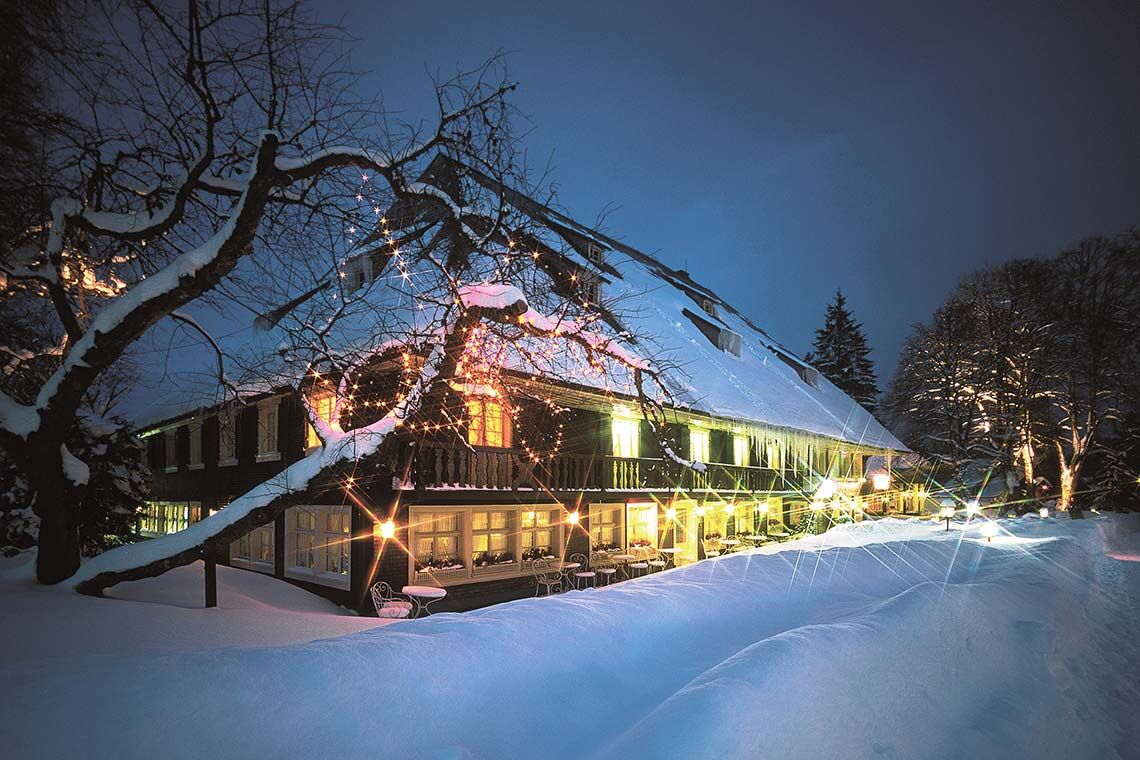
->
(204, 551, 217, 608)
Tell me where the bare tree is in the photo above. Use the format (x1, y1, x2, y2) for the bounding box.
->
(1, 1, 683, 589)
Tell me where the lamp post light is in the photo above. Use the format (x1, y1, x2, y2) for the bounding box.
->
(1038, 506, 1049, 519)
(965, 499, 981, 520)
(939, 503, 955, 531)
(980, 521, 998, 543)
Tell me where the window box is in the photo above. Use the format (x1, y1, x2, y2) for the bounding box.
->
(414, 566, 468, 584)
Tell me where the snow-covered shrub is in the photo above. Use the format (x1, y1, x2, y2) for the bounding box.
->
(0, 420, 148, 557)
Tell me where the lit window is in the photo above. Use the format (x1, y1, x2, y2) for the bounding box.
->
(689, 427, 710, 464)
(471, 510, 513, 565)
(256, 398, 280, 462)
(413, 512, 462, 569)
(626, 503, 658, 547)
(285, 505, 350, 588)
(612, 417, 640, 458)
(217, 406, 237, 465)
(141, 500, 202, 536)
(588, 506, 621, 549)
(467, 397, 511, 448)
(733, 435, 749, 467)
(231, 522, 274, 571)
(522, 509, 560, 559)
(305, 389, 336, 450)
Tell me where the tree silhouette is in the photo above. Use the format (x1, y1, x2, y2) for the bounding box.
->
(806, 290, 879, 410)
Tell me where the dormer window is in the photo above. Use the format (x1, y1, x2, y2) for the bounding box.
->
(682, 308, 742, 358)
(582, 244, 604, 306)
(698, 296, 719, 318)
(343, 254, 373, 293)
(467, 396, 512, 448)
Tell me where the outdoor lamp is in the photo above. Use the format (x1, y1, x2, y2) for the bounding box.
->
(810, 500, 826, 511)
(980, 522, 999, 542)
(665, 507, 677, 520)
(939, 504, 954, 531)
(965, 499, 981, 517)
(1039, 507, 1049, 519)
(816, 478, 837, 500)
(723, 503, 735, 515)
(871, 473, 890, 491)
(375, 519, 395, 540)
(695, 505, 706, 517)
(567, 510, 580, 525)
(756, 502, 769, 513)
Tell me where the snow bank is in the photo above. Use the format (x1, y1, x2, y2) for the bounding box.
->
(0, 557, 390, 659)
(3, 516, 1138, 759)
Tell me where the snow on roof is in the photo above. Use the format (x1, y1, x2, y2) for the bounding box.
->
(116, 175, 906, 451)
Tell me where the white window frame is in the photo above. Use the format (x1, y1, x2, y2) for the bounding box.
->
(408, 505, 565, 587)
(256, 397, 281, 463)
(188, 420, 204, 470)
(230, 522, 275, 574)
(284, 505, 351, 589)
(217, 406, 238, 467)
(163, 428, 178, 473)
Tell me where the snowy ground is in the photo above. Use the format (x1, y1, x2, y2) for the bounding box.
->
(0, 558, 391, 657)
(3, 515, 1139, 760)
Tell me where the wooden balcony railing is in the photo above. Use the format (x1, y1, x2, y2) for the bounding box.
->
(409, 443, 787, 494)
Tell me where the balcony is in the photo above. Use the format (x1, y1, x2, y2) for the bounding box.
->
(408, 444, 786, 494)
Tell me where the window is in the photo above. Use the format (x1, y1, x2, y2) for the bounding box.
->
(733, 435, 749, 467)
(690, 427, 710, 464)
(521, 509, 560, 559)
(467, 397, 511, 448)
(188, 420, 203, 470)
(413, 511, 462, 568)
(141, 500, 202, 536)
(305, 389, 336, 450)
(588, 505, 621, 549)
(163, 428, 178, 473)
(698, 296, 719, 318)
(626, 503, 658, 548)
(217, 406, 237, 466)
(471, 509, 513, 564)
(256, 398, 280, 462)
(612, 416, 639, 458)
(344, 254, 373, 292)
(285, 505, 350, 588)
(231, 522, 274, 572)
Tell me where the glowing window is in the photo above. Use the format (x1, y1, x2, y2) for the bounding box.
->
(689, 427, 710, 463)
(305, 389, 337, 449)
(733, 435, 749, 467)
(471, 510, 513, 564)
(522, 509, 560, 559)
(467, 397, 511, 448)
(626, 503, 658, 547)
(612, 417, 640, 458)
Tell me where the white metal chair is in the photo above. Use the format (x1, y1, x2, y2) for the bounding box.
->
(568, 552, 596, 589)
(647, 549, 668, 573)
(370, 582, 413, 619)
(532, 559, 563, 596)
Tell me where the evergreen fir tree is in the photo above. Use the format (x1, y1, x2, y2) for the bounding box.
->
(806, 290, 880, 410)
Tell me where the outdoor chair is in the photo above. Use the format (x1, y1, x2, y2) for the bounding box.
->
(532, 559, 563, 597)
(568, 552, 596, 589)
(370, 581, 413, 619)
(647, 550, 668, 573)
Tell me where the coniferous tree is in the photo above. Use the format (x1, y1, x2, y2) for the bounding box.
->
(806, 290, 879, 410)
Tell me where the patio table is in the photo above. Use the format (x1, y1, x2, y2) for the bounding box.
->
(402, 585, 447, 618)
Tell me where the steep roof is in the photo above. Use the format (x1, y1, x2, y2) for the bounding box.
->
(117, 169, 906, 452)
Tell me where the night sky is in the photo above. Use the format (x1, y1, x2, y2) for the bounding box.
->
(324, 0, 1140, 380)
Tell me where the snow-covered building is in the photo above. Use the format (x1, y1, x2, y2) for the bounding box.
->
(129, 170, 913, 613)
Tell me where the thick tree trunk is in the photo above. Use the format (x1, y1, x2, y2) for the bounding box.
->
(35, 489, 81, 584)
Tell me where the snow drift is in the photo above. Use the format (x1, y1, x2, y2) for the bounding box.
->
(3, 515, 1139, 759)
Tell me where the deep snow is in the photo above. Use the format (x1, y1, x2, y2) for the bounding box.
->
(2, 515, 1139, 759)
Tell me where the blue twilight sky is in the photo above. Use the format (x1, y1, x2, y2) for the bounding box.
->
(320, 0, 1140, 382)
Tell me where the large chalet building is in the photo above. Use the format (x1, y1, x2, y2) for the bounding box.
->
(131, 174, 916, 614)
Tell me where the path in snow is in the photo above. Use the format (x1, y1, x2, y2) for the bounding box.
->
(2, 516, 1138, 760)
